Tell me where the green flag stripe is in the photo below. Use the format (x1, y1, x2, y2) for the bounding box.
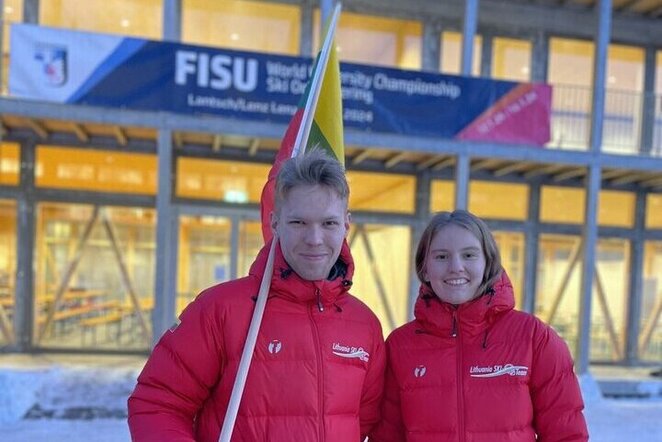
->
(307, 121, 337, 160)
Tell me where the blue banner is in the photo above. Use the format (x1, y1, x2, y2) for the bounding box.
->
(9, 24, 551, 145)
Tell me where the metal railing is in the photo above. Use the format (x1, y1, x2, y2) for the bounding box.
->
(549, 84, 662, 156)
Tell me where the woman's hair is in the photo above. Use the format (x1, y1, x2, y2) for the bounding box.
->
(415, 210, 502, 297)
(274, 149, 349, 211)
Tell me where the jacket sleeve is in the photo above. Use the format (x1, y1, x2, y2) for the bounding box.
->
(530, 323, 589, 442)
(127, 296, 223, 442)
(368, 358, 406, 442)
(359, 323, 387, 440)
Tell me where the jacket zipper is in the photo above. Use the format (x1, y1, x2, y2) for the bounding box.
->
(310, 288, 325, 441)
(452, 310, 466, 442)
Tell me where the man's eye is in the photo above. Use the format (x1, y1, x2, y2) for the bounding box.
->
(289, 220, 303, 225)
(324, 220, 339, 226)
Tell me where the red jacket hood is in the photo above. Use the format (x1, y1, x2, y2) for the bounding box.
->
(414, 270, 515, 337)
(248, 237, 355, 306)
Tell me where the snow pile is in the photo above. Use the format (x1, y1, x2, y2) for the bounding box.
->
(0, 367, 50, 424)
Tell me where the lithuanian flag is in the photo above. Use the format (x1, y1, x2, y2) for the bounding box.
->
(260, 24, 344, 243)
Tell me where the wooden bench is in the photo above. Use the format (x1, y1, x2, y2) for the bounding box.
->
(80, 311, 124, 345)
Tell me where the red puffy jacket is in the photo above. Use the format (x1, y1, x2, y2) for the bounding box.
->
(128, 240, 385, 441)
(370, 271, 588, 442)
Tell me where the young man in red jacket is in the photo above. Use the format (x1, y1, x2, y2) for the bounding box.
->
(128, 151, 385, 441)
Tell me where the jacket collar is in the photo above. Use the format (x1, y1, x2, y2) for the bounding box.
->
(414, 271, 515, 337)
(248, 238, 354, 306)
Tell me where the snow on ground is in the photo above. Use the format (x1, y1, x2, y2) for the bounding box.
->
(0, 356, 661, 442)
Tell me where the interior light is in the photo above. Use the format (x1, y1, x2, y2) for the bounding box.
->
(4, 6, 13, 15)
(120, 19, 130, 28)
(224, 189, 248, 203)
(608, 75, 616, 84)
(521, 66, 530, 75)
(336, 45, 342, 53)
(230, 33, 240, 41)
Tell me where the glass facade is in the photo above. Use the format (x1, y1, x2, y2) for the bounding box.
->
(492, 37, 531, 82)
(182, 0, 300, 55)
(315, 12, 421, 68)
(440, 32, 481, 75)
(350, 223, 411, 335)
(0, 200, 17, 348)
(35, 203, 155, 350)
(0, 142, 20, 185)
(0, 0, 658, 367)
(40, 0, 162, 38)
(2, 0, 23, 94)
(641, 241, 662, 362)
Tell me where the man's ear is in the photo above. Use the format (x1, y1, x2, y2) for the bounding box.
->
(344, 211, 351, 233)
(270, 211, 278, 233)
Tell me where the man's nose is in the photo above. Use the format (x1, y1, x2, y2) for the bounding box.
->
(304, 225, 324, 244)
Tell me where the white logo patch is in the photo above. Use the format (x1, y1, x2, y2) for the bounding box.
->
(332, 343, 369, 362)
(268, 340, 282, 354)
(414, 365, 427, 377)
(470, 363, 529, 378)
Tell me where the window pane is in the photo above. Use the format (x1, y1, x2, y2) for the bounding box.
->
(646, 194, 662, 228)
(493, 231, 525, 309)
(183, 0, 300, 55)
(641, 241, 662, 362)
(177, 157, 269, 203)
(0, 200, 17, 348)
(36, 146, 157, 194)
(492, 37, 531, 81)
(603, 45, 644, 154)
(440, 32, 481, 75)
(540, 186, 585, 224)
(536, 234, 582, 356)
(0, 142, 20, 185)
(40, 0, 162, 38)
(548, 38, 593, 150)
(598, 190, 635, 228)
(347, 171, 415, 214)
(35, 203, 155, 350)
(430, 180, 455, 213)
(590, 238, 629, 362)
(350, 224, 410, 335)
(315, 12, 421, 69)
(177, 215, 232, 315)
(469, 181, 528, 220)
(239, 220, 263, 278)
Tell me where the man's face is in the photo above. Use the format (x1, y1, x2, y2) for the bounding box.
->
(271, 184, 350, 281)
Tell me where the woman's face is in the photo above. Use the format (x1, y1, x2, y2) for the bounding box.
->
(423, 224, 487, 305)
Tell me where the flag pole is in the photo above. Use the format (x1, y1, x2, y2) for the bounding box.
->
(218, 4, 342, 442)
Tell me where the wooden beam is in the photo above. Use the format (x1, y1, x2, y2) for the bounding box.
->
(493, 162, 529, 177)
(432, 157, 456, 171)
(212, 135, 223, 152)
(640, 176, 662, 187)
(601, 169, 628, 180)
(471, 159, 500, 172)
(26, 119, 48, 139)
(610, 172, 649, 186)
(352, 149, 371, 165)
(385, 152, 408, 168)
(173, 132, 183, 148)
(417, 155, 446, 170)
(524, 164, 564, 179)
(553, 168, 586, 182)
(248, 138, 260, 156)
(113, 126, 128, 146)
(71, 123, 89, 143)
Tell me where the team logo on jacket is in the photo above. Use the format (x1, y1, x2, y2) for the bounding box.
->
(414, 365, 427, 378)
(469, 363, 528, 378)
(268, 340, 282, 354)
(332, 343, 369, 362)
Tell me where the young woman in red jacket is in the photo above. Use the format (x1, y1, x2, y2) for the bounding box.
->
(371, 210, 588, 442)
